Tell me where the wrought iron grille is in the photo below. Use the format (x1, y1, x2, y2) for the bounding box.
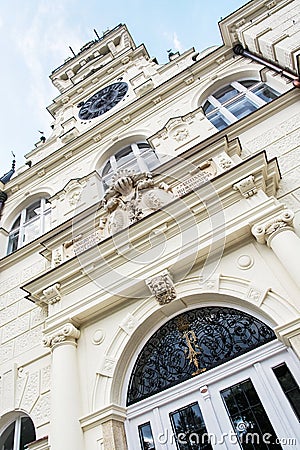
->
(127, 307, 275, 405)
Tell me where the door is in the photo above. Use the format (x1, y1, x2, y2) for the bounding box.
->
(126, 342, 300, 450)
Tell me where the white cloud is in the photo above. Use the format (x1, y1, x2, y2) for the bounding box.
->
(173, 32, 184, 53)
(10, 0, 86, 133)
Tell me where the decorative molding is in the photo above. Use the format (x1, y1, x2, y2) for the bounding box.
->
(43, 323, 80, 349)
(252, 210, 294, 245)
(92, 329, 105, 345)
(245, 285, 270, 307)
(97, 170, 174, 239)
(146, 269, 176, 305)
(119, 313, 138, 335)
(233, 175, 258, 198)
(98, 356, 116, 377)
(236, 254, 254, 270)
(93, 133, 102, 142)
(42, 283, 61, 305)
(198, 274, 220, 292)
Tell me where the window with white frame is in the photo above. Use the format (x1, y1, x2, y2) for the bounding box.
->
(7, 198, 51, 254)
(100, 142, 160, 191)
(203, 79, 280, 131)
(0, 415, 35, 450)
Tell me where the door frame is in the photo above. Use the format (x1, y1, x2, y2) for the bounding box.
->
(125, 340, 300, 449)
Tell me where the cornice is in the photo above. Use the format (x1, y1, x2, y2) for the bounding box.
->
(80, 404, 127, 431)
(219, 0, 294, 47)
(21, 152, 280, 313)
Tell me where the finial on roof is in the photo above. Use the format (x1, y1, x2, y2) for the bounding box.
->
(0, 152, 16, 184)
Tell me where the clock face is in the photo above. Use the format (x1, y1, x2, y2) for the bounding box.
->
(78, 82, 128, 120)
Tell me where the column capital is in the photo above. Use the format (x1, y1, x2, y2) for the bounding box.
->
(251, 209, 294, 246)
(43, 322, 80, 349)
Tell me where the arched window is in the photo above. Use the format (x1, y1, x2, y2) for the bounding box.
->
(0, 415, 36, 450)
(203, 79, 280, 130)
(127, 306, 275, 405)
(7, 198, 51, 254)
(100, 142, 159, 191)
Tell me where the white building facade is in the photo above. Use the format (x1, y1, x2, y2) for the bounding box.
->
(1, 1, 300, 449)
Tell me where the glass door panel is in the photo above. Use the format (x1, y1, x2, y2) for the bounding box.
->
(221, 379, 282, 449)
(169, 402, 213, 450)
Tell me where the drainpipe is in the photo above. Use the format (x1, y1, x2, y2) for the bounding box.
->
(233, 44, 300, 88)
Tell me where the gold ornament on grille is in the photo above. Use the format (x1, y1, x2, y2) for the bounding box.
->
(177, 317, 206, 376)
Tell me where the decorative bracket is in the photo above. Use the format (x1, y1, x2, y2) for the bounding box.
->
(42, 283, 61, 305)
(233, 175, 257, 198)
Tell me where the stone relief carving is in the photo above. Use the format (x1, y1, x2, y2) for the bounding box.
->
(233, 175, 258, 198)
(252, 210, 294, 245)
(98, 170, 174, 240)
(98, 356, 116, 377)
(146, 269, 176, 305)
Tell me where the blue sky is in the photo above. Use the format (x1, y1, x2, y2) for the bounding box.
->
(0, 0, 248, 174)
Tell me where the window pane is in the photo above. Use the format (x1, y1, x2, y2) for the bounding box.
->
(11, 215, 21, 230)
(273, 363, 300, 420)
(0, 421, 15, 450)
(102, 160, 112, 177)
(137, 142, 151, 150)
(141, 151, 159, 171)
(170, 403, 213, 450)
(221, 379, 282, 450)
(23, 218, 40, 244)
(240, 80, 258, 88)
(20, 417, 36, 450)
(209, 111, 229, 130)
(115, 146, 134, 168)
(252, 85, 279, 103)
(138, 422, 155, 450)
(227, 97, 257, 119)
(203, 100, 216, 114)
(44, 210, 52, 233)
(214, 85, 239, 104)
(8, 231, 19, 254)
(25, 201, 41, 222)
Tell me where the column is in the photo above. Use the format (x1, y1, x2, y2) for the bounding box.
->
(252, 209, 300, 289)
(43, 323, 84, 450)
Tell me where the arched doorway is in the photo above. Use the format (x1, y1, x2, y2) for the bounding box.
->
(125, 307, 300, 450)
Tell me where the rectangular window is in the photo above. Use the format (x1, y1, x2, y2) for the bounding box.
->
(138, 422, 155, 450)
(170, 402, 212, 450)
(273, 363, 300, 421)
(221, 379, 282, 450)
